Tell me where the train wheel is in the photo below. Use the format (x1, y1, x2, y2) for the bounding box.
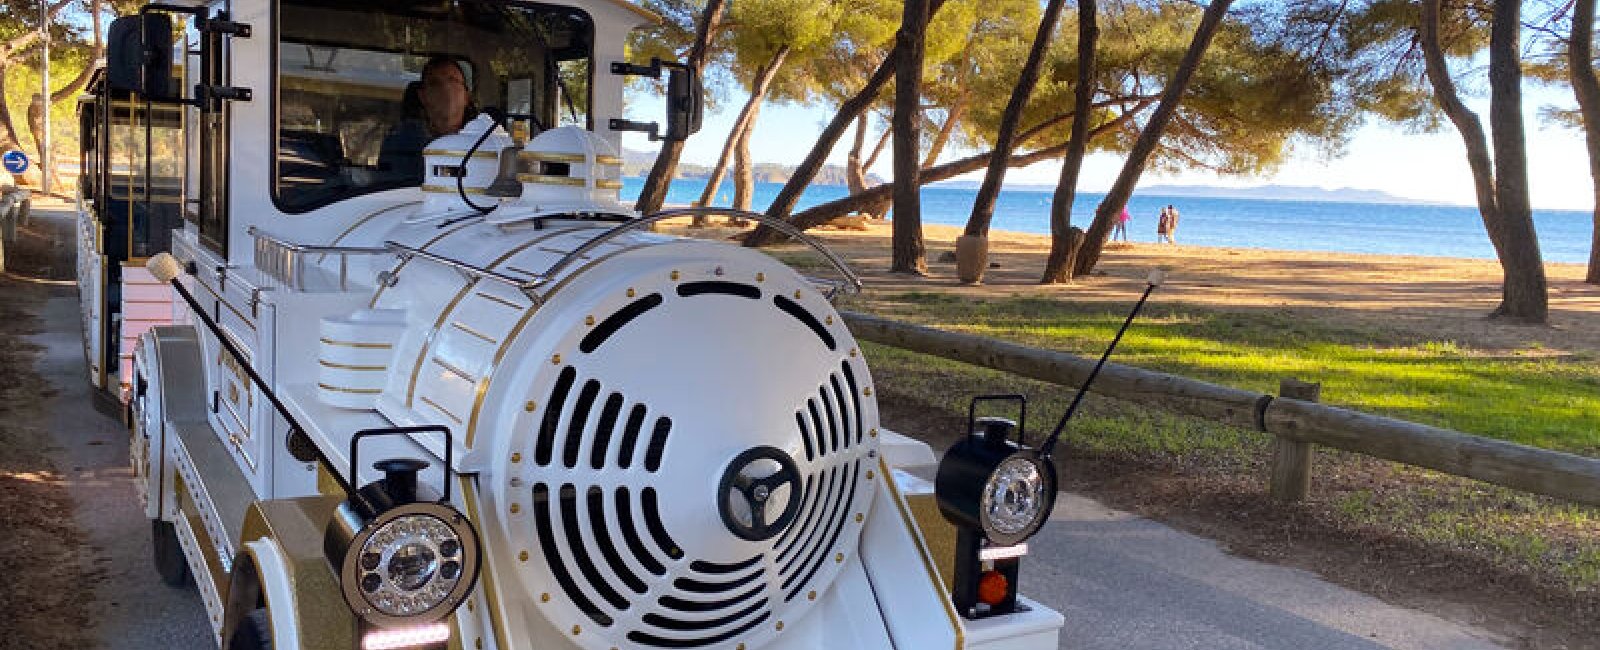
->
(151, 519, 191, 587)
(225, 608, 272, 650)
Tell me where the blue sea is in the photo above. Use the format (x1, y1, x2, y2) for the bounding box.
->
(621, 177, 1596, 264)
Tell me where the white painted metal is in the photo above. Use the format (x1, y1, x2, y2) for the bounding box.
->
(82, 1, 1066, 648)
(243, 539, 304, 650)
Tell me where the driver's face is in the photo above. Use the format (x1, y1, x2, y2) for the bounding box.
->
(420, 62, 469, 135)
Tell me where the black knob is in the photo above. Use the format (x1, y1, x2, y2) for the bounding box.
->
(374, 458, 430, 505)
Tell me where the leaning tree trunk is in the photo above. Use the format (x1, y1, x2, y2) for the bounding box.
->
(787, 102, 1150, 234)
(1042, 0, 1099, 284)
(846, 113, 872, 195)
(1571, 0, 1600, 285)
(0, 62, 19, 151)
(633, 0, 726, 216)
(962, 0, 1068, 238)
(744, 0, 948, 247)
(891, 0, 933, 274)
(1073, 0, 1234, 277)
(1420, 0, 1545, 320)
(695, 46, 790, 222)
(1484, 0, 1546, 321)
(1419, 0, 1506, 257)
(732, 99, 764, 211)
(923, 95, 967, 168)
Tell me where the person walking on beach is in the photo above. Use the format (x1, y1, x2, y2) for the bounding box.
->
(1115, 207, 1131, 241)
(1157, 207, 1174, 244)
(1167, 204, 1180, 243)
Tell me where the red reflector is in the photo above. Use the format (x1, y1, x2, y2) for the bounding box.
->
(977, 570, 1009, 606)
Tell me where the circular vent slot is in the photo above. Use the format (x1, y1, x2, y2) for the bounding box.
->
(515, 278, 876, 649)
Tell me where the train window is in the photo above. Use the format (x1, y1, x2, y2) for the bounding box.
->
(105, 93, 185, 260)
(274, 0, 594, 213)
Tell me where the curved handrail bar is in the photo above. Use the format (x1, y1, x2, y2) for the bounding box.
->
(383, 240, 547, 307)
(534, 208, 863, 298)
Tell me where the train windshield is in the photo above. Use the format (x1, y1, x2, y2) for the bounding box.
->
(275, 0, 593, 212)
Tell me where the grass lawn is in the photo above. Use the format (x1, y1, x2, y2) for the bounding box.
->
(849, 291, 1600, 454)
(843, 290, 1600, 595)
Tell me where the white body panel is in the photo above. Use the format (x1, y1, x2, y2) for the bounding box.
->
(93, 1, 1065, 649)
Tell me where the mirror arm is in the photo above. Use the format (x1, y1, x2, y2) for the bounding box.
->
(608, 118, 661, 141)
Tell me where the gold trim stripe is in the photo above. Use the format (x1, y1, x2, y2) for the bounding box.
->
(369, 220, 480, 307)
(318, 337, 392, 349)
(879, 457, 965, 649)
(518, 151, 623, 165)
(317, 383, 383, 395)
(459, 479, 510, 650)
(318, 359, 387, 372)
(464, 243, 655, 446)
(420, 395, 463, 425)
(423, 149, 500, 159)
(515, 174, 588, 186)
(451, 322, 499, 345)
(475, 291, 523, 310)
(421, 184, 489, 195)
(433, 357, 479, 383)
(403, 227, 585, 409)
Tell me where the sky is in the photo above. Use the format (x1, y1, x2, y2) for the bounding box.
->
(623, 80, 1594, 212)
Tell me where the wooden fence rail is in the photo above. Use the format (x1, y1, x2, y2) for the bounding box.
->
(840, 311, 1600, 508)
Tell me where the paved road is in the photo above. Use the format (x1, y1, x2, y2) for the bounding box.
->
(31, 279, 1508, 649)
(34, 290, 212, 649)
(1033, 493, 1509, 650)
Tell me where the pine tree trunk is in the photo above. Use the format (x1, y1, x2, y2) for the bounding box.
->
(1073, 0, 1234, 277)
(783, 104, 1148, 234)
(962, 0, 1067, 238)
(1419, 0, 1507, 257)
(1042, 0, 1098, 284)
(847, 113, 870, 195)
(891, 0, 932, 274)
(0, 62, 19, 151)
(923, 96, 966, 168)
(1485, 0, 1546, 321)
(733, 99, 763, 211)
(1571, 0, 1600, 285)
(695, 46, 790, 221)
(744, 0, 948, 247)
(633, 0, 726, 216)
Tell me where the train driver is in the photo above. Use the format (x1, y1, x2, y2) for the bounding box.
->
(378, 55, 478, 184)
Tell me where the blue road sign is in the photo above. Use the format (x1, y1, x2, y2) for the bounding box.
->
(2, 150, 27, 175)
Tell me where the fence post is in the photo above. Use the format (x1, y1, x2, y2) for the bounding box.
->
(1269, 378, 1321, 502)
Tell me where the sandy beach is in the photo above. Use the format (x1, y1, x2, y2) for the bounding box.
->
(740, 221, 1600, 356)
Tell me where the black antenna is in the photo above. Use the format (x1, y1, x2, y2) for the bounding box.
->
(1039, 269, 1166, 457)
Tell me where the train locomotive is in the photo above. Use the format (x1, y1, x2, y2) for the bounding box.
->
(75, 1, 1066, 648)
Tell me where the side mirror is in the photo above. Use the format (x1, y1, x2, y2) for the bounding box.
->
(608, 59, 702, 142)
(664, 66, 703, 142)
(107, 14, 174, 98)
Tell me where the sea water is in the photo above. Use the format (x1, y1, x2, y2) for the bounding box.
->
(622, 177, 1596, 264)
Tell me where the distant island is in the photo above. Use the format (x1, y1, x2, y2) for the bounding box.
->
(1135, 184, 1434, 205)
(930, 179, 1432, 205)
(623, 149, 884, 187)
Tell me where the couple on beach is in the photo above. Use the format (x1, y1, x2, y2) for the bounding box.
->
(1112, 204, 1180, 243)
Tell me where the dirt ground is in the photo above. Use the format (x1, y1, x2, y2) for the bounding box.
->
(775, 221, 1600, 356)
(0, 275, 93, 650)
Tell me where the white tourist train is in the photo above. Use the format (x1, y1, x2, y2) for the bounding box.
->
(74, 1, 1065, 648)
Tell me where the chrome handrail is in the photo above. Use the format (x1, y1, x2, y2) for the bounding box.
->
(383, 240, 546, 306)
(535, 208, 863, 299)
(248, 226, 388, 291)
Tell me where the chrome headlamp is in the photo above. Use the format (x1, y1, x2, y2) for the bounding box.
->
(935, 397, 1058, 620)
(935, 415, 1057, 547)
(327, 426, 482, 631)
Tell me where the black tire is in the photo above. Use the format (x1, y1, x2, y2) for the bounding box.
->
(151, 519, 192, 587)
(226, 608, 272, 650)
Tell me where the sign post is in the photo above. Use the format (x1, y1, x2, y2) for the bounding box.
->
(39, 0, 51, 195)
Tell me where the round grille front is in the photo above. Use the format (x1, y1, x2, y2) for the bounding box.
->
(495, 251, 878, 650)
